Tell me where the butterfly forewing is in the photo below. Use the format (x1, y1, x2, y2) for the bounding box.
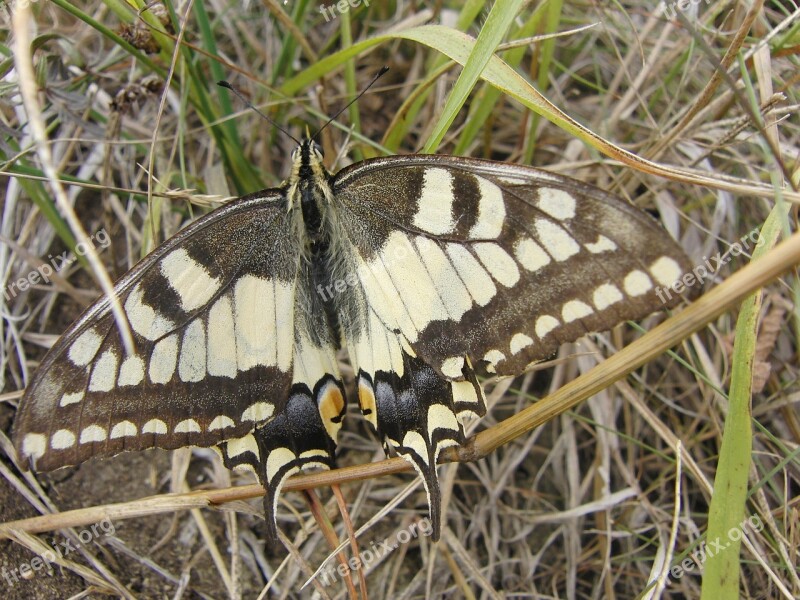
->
(13, 191, 342, 472)
(322, 155, 691, 531)
(332, 155, 692, 379)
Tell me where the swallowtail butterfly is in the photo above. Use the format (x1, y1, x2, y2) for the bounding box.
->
(12, 113, 693, 545)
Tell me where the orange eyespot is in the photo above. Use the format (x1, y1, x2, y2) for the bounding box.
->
(318, 381, 345, 439)
(358, 378, 378, 429)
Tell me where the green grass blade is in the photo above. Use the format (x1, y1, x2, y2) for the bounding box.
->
(523, 0, 562, 163)
(340, 11, 364, 162)
(421, 0, 526, 153)
(192, 2, 263, 194)
(277, 24, 789, 200)
(381, 0, 488, 152)
(454, 6, 548, 155)
(700, 203, 791, 598)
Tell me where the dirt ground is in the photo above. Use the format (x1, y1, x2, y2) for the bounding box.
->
(1, 402, 266, 598)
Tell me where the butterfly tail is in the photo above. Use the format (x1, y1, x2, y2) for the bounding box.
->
(357, 350, 484, 541)
(220, 381, 342, 545)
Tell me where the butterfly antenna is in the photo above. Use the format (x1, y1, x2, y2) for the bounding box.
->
(217, 81, 301, 145)
(312, 66, 389, 141)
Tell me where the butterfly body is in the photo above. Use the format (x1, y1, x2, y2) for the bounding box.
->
(13, 139, 692, 543)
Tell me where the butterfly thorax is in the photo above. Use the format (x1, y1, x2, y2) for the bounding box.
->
(286, 139, 334, 248)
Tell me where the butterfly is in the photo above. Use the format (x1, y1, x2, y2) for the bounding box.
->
(12, 129, 692, 545)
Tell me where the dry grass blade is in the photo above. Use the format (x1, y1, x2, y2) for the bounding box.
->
(5, 529, 135, 598)
(11, 5, 134, 355)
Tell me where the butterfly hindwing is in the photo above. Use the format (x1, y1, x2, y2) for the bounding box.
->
(219, 372, 344, 544)
(368, 357, 484, 538)
(13, 191, 327, 472)
(342, 302, 485, 539)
